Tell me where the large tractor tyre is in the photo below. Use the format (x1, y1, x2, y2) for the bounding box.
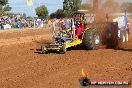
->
(83, 29, 100, 50)
(60, 44, 67, 54)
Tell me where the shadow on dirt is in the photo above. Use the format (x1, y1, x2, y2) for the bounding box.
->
(34, 49, 43, 54)
(34, 49, 67, 54)
(33, 45, 97, 54)
(118, 48, 132, 52)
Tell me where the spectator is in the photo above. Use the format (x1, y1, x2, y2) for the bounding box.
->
(0, 20, 2, 29)
(125, 23, 131, 43)
(18, 20, 23, 29)
(3, 21, 11, 29)
(120, 23, 130, 43)
(52, 20, 56, 37)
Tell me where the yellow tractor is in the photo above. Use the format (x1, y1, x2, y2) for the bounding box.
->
(40, 0, 119, 54)
(40, 12, 101, 54)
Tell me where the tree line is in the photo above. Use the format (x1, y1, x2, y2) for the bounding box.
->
(49, 0, 132, 19)
(1, 0, 132, 19)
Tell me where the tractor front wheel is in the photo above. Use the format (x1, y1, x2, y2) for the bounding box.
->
(60, 44, 67, 54)
(41, 43, 47, 54)
(62, 44, 67, 53)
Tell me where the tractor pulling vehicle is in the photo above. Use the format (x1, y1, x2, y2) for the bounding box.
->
(40, 12, 101, 54)
(40, 0, 120, 54)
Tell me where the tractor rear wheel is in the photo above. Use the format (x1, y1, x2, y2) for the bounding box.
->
(61, 44, 67, 54)
(41, 43, 47, 54)
(83, 28, 100, 50)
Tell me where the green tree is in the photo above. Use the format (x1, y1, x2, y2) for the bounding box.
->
(50, 9, 66, 19)
(22, 13, 27, 19)
(3, 4, 11, 11)
(0, 0, 11, 16)
(63, 0, 82, 17)
(0, 0, 8, 6)
(27, 16, 33, 19)
(121, 2, 132, 13)
(56, 9, 66, 18)
(50, 13, 56, 19)
(35, 5, 48, 18)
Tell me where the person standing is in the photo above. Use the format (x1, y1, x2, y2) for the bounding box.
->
(0, 20, 2, 29)
(18, 20, 23, 29)
(52, 20, 56, 37)
(71, 18, 76, 39)
(121, 23, 130, 43)
(125, 23, 130, 43)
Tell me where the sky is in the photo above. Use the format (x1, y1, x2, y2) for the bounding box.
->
(9, 0, 64, 17)
(9, 0, 132, 17)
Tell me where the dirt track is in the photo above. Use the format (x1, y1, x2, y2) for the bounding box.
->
(0, 28, 132, 88)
